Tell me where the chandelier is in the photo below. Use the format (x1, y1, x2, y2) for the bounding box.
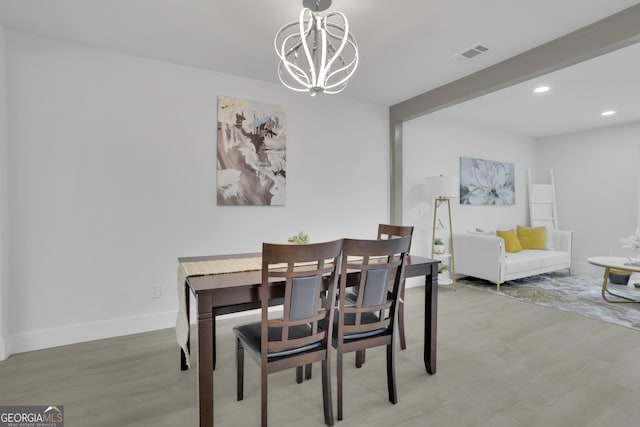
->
(274, 0, 359, 96)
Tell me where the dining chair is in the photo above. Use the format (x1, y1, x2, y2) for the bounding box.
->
(376, 224, 414, 350)
(333, 236, 410, 421)
(350, 224, 414, 368)
(233, 239, 343, 427)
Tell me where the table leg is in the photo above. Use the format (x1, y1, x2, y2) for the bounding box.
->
(398, 281, 407, 350)
(180, 282, 191, 371)
(197, 309, 214, 426)
(212, 312, 217, 370)
(424, 264, 438, 374)
(601, 267, 640, 303)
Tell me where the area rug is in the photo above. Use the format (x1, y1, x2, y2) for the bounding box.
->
(457, 272, 640, 331)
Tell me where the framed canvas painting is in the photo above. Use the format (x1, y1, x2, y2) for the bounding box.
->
(217, 95, 286, 205)
(460, 157, 515, 205)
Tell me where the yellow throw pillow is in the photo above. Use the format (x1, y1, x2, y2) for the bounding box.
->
(497, 229, 522, 253)
(517, 225, 547, 250)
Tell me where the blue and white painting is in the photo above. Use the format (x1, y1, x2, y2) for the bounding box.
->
(217, 96, 286, 205)
(460, 157, 515, 205)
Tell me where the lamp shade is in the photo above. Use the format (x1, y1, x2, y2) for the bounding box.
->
(425, 175, 458, 199)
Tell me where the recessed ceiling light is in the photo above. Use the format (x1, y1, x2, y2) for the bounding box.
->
(533, 86, 550, 93)
(601, 110, 616, 116)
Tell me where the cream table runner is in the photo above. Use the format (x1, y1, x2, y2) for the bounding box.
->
(176, 257, 263, 368)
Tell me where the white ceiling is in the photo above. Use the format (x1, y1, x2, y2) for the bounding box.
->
(0, 0, 639, 137)
(434, 41, 640, 137)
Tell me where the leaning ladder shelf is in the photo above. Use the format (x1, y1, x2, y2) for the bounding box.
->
(527, 169, 558, 230)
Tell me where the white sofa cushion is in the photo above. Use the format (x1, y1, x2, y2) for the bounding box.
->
(505, 250, 570, 275)
(504, 252, 542, 275)
(537, 250, 571, 268)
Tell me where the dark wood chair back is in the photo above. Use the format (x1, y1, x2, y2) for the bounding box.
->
(260, 240, 342, 358)
(377, 223, 414, 251)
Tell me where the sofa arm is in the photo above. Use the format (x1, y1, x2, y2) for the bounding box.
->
(452, 233, 505, 284)
(551, 230, 573, 254)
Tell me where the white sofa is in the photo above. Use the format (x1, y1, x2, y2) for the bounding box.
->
(452, 229, 573, 291)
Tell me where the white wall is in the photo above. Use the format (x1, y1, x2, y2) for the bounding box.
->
(4, 31, 389, 356)
(402, 114, 537, 261)
(537, 122, 640, 273)
(0, 25, 8, 360)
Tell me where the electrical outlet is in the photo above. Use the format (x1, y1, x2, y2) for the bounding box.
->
(152, 284, 162, 299)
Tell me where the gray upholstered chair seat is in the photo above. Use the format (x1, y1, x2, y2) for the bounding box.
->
(331, 311, 386, 341)
(233, 322, 323, 359)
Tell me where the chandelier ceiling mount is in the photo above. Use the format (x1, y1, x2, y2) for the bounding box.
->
(303, 0, 332, 12)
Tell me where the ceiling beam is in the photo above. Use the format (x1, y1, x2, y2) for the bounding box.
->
(389, 3, 640, 224)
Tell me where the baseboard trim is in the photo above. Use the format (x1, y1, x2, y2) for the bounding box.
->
(7, 310, 179, 356)
(5, 297, 388, 356)
(572, 260, 595, 275)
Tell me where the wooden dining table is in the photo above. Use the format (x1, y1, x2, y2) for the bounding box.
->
(177, 252, 439, 426)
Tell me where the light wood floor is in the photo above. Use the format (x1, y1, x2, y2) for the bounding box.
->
(2, 285, 640, 426)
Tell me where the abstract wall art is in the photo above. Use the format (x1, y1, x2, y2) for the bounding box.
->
(460, 157, 515, 205)
(217, 96, 286, 205)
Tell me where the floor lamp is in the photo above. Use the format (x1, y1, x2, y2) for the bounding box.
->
(425, 175, 458, 289)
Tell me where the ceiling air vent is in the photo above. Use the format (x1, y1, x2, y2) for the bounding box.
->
(456, 44, 489, 60)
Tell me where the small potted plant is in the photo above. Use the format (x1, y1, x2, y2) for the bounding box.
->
(437, 263, 450, 280)
(433, 238, 445, 254)
(288, 231, 308, 244)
